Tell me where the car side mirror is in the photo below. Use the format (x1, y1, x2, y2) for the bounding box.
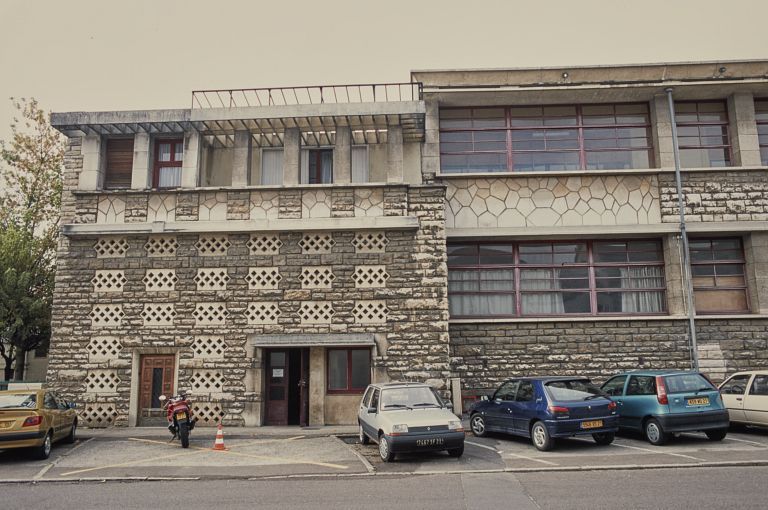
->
(367, 406, 377, 414)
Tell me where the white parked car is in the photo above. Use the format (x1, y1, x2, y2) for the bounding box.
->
(719, 371, 768, 428)
(357, 382, 465, 462)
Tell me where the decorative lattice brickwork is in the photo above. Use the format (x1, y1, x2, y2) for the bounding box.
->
(298, 301, 335, 324)
(300, 266, 335, 289)
(89, 305, 124, 327)
(189, 370, 225, 395)
(91, 270, 126, 293)
(143, 269, 178, 292)
(246, 302, 281, 325)
(141, 304, 176, 326)
(195, 235, 231, 256)
(191, 336, 227, 359)
(245, 267, 282, 290)
(85, 370, 121, 393)
(194, 268, 230, 291)
(144, 236, 179, 257)
(86, 336, 123, 361)
(248, 234, 282, 255)
(353, 265, 389, 288)
(352, 231, 389, 253)
(94, 238, 130, 258)
(80, 402, 118, 428)
(194, 303, 229, 326)
(191, 402, 224, 426)
(353, 300, 389, 324)
(299, 233, 335, 254)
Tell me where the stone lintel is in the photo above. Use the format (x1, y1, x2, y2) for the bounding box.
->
(250, 333, 375, 348)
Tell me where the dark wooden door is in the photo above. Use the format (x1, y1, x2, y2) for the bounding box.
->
(299, 348, 310, 427)
(265, 350, 289, 425)
(139, 355, 175, 424)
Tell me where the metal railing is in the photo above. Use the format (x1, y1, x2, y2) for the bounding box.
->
(192, 82, 423, 109)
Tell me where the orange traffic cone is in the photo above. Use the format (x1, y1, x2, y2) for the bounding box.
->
(212, 423, 227, 451)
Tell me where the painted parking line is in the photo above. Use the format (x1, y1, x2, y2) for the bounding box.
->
(60, 449, 200, 477)
(465, 440, 501, 453)
(610, 441, 704, 462)
(721, 437, 768, 448)
(503, 451, 559, 466)
(33, 437, 94, 480)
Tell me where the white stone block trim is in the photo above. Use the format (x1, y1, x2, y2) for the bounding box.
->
(246, 302, 281, 325)
(352, 231, 389, 253)
(89, 304, 125, 328)
(298, 301, 335, 324)
(247, 233, 282, 255)
(94, 238, 130, 258)
(85, 369, 121, 394)
(195, 268, 230, 291)
(191, 335, 227, 359)
(245, 267, 282, 290)
(353, 300, 389, 324)
(144, 235, 179, 257)
(193, 302, 229, 326)
(195, 235, 231, 256)
(141, 303, 177, 327)
(353, 265, 390, 288)
(86, 336, 123, 361)
(91, 270, 126, 293)
(299, 233, 335, 254)
(300, 266, 335, 289)
(143, 269, 178, 292)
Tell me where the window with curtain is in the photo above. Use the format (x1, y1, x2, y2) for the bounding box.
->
(690, 238, 748, 313)
(448, 240, 666, 318)
(439, 103, 653, 173)
(301, 148, 333, 184)
(327, 348, 370, 393)
(153, 138, 183, 188)
(674, 101, 732, 168)
(756, 99, 768, 166)
(261, 148, 284, 185)
(351, 145, 369, 182)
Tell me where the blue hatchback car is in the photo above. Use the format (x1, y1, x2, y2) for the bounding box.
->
(600, 370, 730, 445)
(469, 377, 619, 451)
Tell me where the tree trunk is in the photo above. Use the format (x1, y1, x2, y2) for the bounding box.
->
(13, 350, 26, 381)
(3, 357, 13, 381)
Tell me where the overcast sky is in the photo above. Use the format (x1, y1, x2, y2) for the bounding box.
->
(1, 0, 766, 142)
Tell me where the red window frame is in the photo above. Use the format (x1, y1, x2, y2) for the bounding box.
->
(689, 237, 749, 314)
(326, 348, 370, 394)
(755, 99, 768, 166)
(673, 100, 732, 168)
(153, 138, 184, 188)
(447, 240, 667, 318)
(439, 103, 654, 173)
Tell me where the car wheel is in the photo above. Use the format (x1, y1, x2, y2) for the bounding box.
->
(33, 432, 53, 460)
(592, 431, 615, 445)
(705, 428, 727, 441)
(644, 418, 669, 446)
(378, 434, 395, 462)
(470, 414, 487, 437)
(64, 420, 77, 444)
(447, 444, 464, 458)
(359, 423, 370, 445)
(531, 421, 553, 451)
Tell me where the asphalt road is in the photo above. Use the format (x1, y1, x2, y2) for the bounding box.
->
(2, 466, 766, 510)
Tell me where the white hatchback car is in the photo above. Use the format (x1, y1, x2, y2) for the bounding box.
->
(719, 371, 768, 428)
(357, 382, 465, 462)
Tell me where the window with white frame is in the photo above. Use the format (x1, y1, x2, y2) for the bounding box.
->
(301, 148, 333, 184)
(261, 148, 284, 185)
(351, 145, 369, 182)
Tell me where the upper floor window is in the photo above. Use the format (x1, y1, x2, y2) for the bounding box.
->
(103, 137, 134, 189)
(755, 99, 768, 166)
(351, 145, 369, 182)
(301, 148, 333, 184)
(447, 240, 666, 318)
(690, 238, 748, 314)
(674, 101, 732, 168)
(153, 139, 183, 188)
(261, 148, 284, 185)
(439, 103, 653, 174)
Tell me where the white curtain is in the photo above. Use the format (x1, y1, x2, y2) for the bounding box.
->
(158, 167, 181, 188)
(448, 269, 514, 316)
(300, 149, 309, 183)
(261, 149, 284, 185)
(521, 268, 564, 314)
(351, 146, 369, 183)
(320, 150, 333, 183)
(620, 266, 664, 313)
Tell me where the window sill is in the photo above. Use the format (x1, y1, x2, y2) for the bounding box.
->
(71, 182, 423, 196)
(435, 166, 768, 179)
(449, 314, 768, 324)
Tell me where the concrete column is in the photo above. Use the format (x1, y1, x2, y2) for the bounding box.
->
(421, 97, 441, 182)
(727, 92, 762, 167)
(333, 126, 351, 183)
(283, 128, 301, 185)
(181, 131, 201, 188)
(744, 232, 768, 314)
(79, 135, 103, 190)
(232, 130, 252, 186)
(308, 347, 325, 426)
(663, 233, 687, 316)
(652, 94, 676, 169)
(130, 133, 151, 189)
(387, 125, 404, 183)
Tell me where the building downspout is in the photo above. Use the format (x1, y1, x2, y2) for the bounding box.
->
(665, 88, 699, 371)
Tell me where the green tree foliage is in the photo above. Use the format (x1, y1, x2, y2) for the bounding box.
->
(0, 98, 64, 380)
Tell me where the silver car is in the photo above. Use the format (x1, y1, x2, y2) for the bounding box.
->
(357, 382, 465, 462)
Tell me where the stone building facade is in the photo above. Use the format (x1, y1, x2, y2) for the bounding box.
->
(47, 61, 768, 426)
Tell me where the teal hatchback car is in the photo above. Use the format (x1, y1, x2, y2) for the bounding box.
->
(600, 370, 729, 445)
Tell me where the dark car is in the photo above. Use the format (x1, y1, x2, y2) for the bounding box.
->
(600, 370, 730, 445)
(469, 377, 619, 451)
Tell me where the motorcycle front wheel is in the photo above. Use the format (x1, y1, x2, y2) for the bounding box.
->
(179, 421, 190, 448)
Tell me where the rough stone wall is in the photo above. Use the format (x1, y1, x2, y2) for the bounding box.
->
(660, 170, 768, 222)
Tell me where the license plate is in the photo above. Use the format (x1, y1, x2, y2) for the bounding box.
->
(687, 397, 709, 406)
(580, 420, 603, 429)
(416, 437, 444, 447)
(175, 412, 187, 420)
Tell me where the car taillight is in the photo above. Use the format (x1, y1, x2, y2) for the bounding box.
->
(548, 405, 570, 417)
(608, 401, 617, 411)
(656, 376, 668, 405)
(23, 416, 43, 427)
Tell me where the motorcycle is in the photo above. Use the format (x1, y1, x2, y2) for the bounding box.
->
(158, 393, 197, 448)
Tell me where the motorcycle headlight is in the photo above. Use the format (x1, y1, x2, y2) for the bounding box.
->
(391, 424, 408, 434)
(448, 420, 464, 431)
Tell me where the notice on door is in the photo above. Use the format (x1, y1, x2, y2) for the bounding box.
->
(272, 368, 284, 378)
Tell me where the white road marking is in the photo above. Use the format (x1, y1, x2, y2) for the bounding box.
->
(465, 440, 501, 453)
(503, 451, 559, 466)
(610, 441, 704, 461)
(723, 436, 768, 447)
(33, 437, 94, 480)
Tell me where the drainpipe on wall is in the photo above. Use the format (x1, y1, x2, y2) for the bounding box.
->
(665, 88, 700, 371)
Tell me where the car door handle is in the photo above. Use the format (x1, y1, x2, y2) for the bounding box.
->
(736, 397, 743, 401)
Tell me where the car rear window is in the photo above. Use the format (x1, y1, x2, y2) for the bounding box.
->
(664, 374, 716, 394)
(0, 393, 37, 409)
(544, 380, 606, 402)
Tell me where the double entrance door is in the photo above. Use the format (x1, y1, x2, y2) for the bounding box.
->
(138, 354, 175, 426)
(264, 348, 309, 426)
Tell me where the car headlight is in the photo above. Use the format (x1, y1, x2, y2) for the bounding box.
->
(391, 424, 408, 434)
(448, 420, 464, 431)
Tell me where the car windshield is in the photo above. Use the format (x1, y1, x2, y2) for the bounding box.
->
(380, 387, 441, 410)
(664, 374, 715, 394)
(0, 393, 37, 409)
(545, 380, 606, 402)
